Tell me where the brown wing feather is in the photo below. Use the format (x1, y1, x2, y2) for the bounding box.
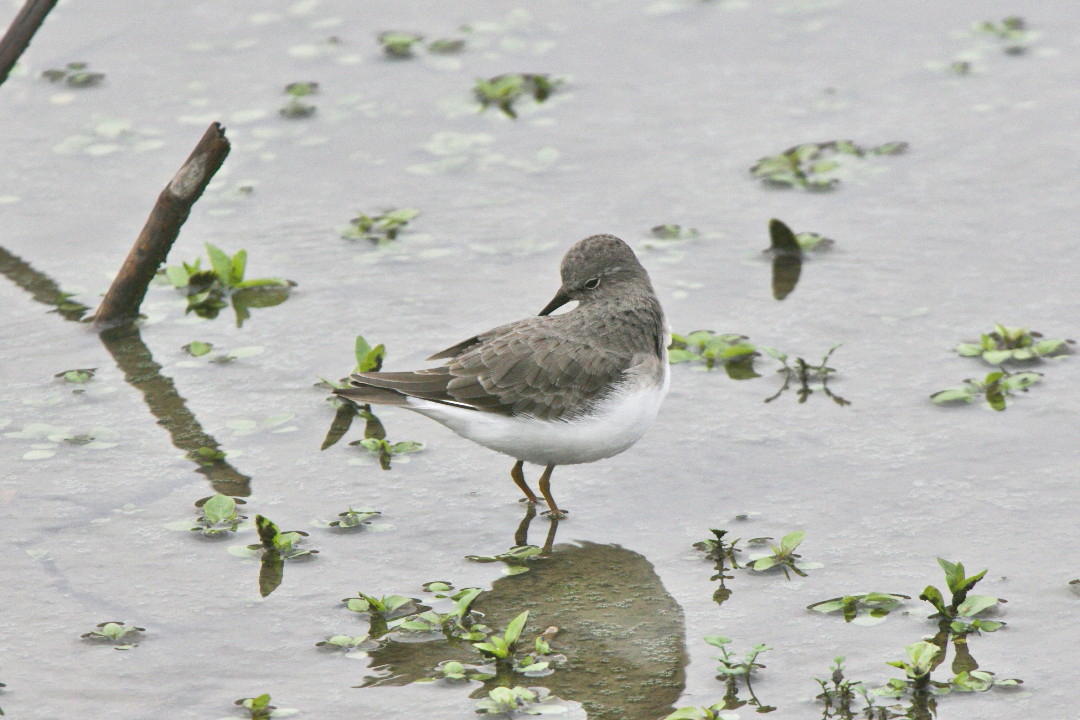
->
(347, 318, 632, 419)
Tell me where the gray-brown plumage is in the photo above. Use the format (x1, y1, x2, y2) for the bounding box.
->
(334, 234, 668, 516)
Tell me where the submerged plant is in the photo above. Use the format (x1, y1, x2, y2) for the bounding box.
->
(81, 621, 145, 650)
(474, 73, 559, 118)
(954, 324, 1070, 364)
(751, 139, 907, 190)
(342, 208, 420, 245)
(41, 61, 104, 87)
(161, 243, 294, 326)
(930, 369, 1041, 411)
(190, 494, 247, 536)
(280, 81, 318, 119)
(764, 345, 850, 406)
(668, 331, 760, 379)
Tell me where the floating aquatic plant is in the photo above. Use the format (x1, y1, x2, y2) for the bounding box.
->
(974, 16, 1032, 55)
(41, 61, 104, 87)
(182, 340, 213, 357)
(466, 544, 544, 576)
(280, 81, 318, 119)
(930, 369, 1041, 411)
(808, 593, 910, 624)
(342, 208, 420, 245)
(232, 694, 297, 719)
(474, 686, 568, 716)
(954, 324, 1070, 364)
(55, 368, 95, 384)
(190, 494, 247, 536)
(748, 530, 820, 579)
(702, 635, 775, 713)
(474, 73, 559, 118)
(668, 331, 760, 379)
(328, 507, 381, 529)
(751, 139, 908, 190)
(378, 31, 424, 57)
(81, 621, 145, 650)
(651, 224, 700, 240)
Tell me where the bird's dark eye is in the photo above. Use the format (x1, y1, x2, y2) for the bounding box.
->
(584, 277, 600, 290)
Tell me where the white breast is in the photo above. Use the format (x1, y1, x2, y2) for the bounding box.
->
(407, 355, 670, 467)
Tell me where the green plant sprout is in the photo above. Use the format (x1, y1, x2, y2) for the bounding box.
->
(472, 610, 529, 661)
(315, 634, 380, 655)
(954, 324, 1070, 364)
(668, 331, 760, 379)
(693, 529, 743, 606)
(466, 544, 544, 575)
(191, 494, 247, 536)
(808, 593, 910, 624)
(815, 657, 868, 720)
(974, 16, 1032, 55)
(81, 621, 145, 650)
(350, 437, 423, 470)
(320, 335, 389, 450)
(161, 243, 294, 326)
(328, 507, 381, 529)
(748, 530, 820, 579)
(249, 515, 317, 559)
(378, 31, 424, 57)
(474, 73, 559, 118)
(651, 224, 700, 240)
(751, 139, 907, 190)
(474, 686, 567, 716)
(930, 368, 1041, 411)
(342, 208, 420, 244)
(182, 340, 213, 357)
(704, 636, 775, 713)
(764, 345, 850, 406)
(41, 61, 104, 87)
(280, 81, 318, 119)
(233, 693, 297, 719)
(919, 559, 999, 622)
(431, 659, 495, 683)
(343, 591, 423, 638)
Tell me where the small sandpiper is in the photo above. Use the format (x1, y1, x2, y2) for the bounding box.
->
(334, 234, 669, 517)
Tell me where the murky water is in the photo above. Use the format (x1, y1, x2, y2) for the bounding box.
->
(2, 1, 1079, 718)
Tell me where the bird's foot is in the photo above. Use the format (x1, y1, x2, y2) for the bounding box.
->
(518, 496, 540, 504)
(541, 508, 568, 519)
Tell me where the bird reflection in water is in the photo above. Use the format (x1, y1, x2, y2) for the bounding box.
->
(360, 504, 688, 720)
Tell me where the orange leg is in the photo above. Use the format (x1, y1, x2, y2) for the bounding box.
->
(538, 463, 567, 518)
(511, 460, 539, 503)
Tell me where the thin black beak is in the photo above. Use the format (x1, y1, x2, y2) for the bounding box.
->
(538, 289, 571, 316)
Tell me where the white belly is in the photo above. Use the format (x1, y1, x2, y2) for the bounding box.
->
(407, 362, 670, 466)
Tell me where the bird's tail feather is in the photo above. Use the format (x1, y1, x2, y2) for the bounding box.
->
(333, 385, 409, 406)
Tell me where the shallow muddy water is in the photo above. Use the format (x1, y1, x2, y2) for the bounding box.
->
(2, 1, 1079, 718)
